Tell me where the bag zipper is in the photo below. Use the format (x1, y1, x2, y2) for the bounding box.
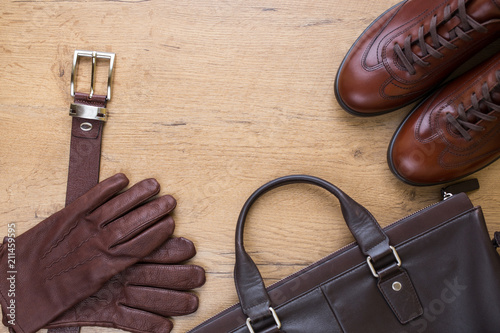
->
(441, 178, 479, 200)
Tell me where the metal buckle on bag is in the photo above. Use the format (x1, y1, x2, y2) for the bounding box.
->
(245, 307, 281, 333)
(70, 50, 115, 101)
(366, 246, 402, 278)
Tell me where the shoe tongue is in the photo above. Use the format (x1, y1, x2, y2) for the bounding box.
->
(465, 0, 500, 23)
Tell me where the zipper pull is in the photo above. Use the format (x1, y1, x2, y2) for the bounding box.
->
(441, 178, 480, 200)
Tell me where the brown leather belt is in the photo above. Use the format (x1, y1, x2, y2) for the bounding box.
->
(66, 92, 107, 205)
(65, 50, 115, 205)
(48, 50, 115, 333)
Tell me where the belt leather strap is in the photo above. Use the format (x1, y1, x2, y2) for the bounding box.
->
(65, 92, 107, 205)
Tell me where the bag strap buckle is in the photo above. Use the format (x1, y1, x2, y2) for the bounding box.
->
(366, 245, 402, 278)
(245, 307, 281, 333)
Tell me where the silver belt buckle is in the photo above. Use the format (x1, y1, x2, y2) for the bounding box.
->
(70, 50, 115, 100)
(69, 50, 115, 122)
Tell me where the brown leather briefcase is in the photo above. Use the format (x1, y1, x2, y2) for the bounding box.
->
(189, 175, 500, 333)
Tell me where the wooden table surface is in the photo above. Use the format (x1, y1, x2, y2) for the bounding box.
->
(1, 0, 499, 332)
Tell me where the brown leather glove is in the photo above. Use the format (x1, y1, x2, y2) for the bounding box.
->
(0, 173, 177, 333)
(45, 237, 206, 333)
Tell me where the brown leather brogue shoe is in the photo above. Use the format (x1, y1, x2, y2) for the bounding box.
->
(335, 0, 500, 116)
(388, 52, 500, 185)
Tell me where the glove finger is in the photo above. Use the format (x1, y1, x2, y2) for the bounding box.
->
(69, 173, 129, 215)
(107, 195, 176, 247)
(141, 237, 197, 264)
(46, 309, 173, 333)
(90, 178, 161, 226)
(123, 264, 206, 290)
(110, 214, 175, 258)
(116, 306, 174, 333)
(124, 286, 200, 317)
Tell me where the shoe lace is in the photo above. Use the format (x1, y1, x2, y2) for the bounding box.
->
(446, 70, 500, 141)
(393, 0, 488, 75)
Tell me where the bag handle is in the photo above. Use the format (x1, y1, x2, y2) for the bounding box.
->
(234, 175, 393, 328)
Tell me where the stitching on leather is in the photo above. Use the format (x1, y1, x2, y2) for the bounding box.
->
(41, 219, 81, 260)
(365, 238, 387, 254)
(415, 91, 443, 144)
(379, 78, 429, 101)
(362, 206, 390, 253)
(319, 288, 346, 333)
(46, 253, 103, 281)
(437, 59, 500, 154)
(379, 274, 423, 323)
(400, 208, 479, 250)
(44, 232, 99, 269)
(74, 95, 107, 108)
(384, 77, 427, 91)
(423, 56, 500, 149)
(245, 301, 270, 313)
(379, 280, 405, 322)
(439, 144, 500, 169)
(381, 34, 497, 101)
(381, 0, 448, 83)
(41, 174, 130, 259)
(361, 4, 404, 72)
(383, 0, 455, 84)
(385, 26, 491, 86)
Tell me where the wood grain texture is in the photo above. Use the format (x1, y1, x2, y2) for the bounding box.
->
(1, 1, 499, 332)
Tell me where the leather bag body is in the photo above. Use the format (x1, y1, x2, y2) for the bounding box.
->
(189, 175, 500, 333)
